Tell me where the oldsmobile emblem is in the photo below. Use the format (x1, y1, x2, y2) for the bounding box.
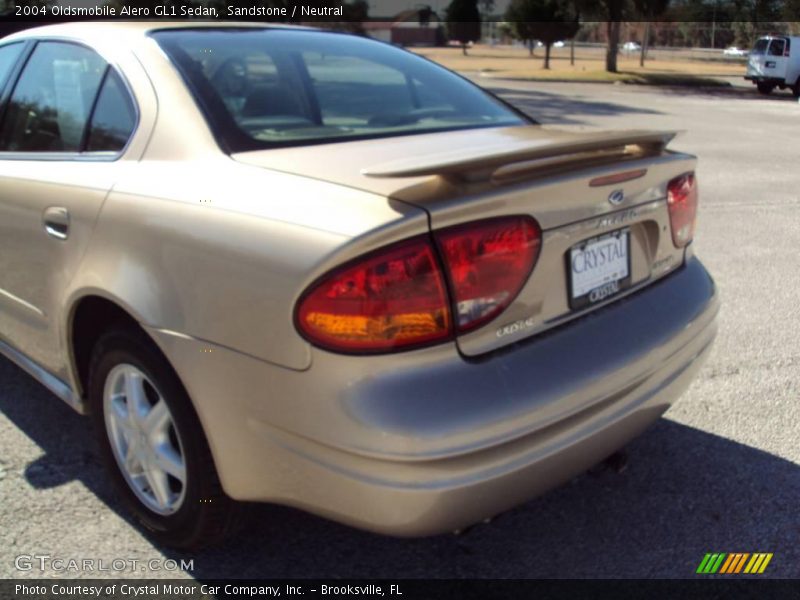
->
(608, 189, 625, 205)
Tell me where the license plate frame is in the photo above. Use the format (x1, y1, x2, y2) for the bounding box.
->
(567, 228, 632, 311)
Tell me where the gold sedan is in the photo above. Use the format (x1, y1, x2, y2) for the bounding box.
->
(0, 22, 718, 548)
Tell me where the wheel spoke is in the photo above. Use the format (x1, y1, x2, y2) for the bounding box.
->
(145, 467, 172, 509)
(108, 397, 133, 439)
(124, 438, 142, 473)
(153, 443, 186, 484)
(124, 370, 149, 425)
(143, 398, 170, 440)
(111, 395, 129, 423)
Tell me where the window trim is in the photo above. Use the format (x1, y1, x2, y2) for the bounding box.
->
(0, 40, 35, 128)
(80, 64, 111, 152)
(0, 38, 140, 162)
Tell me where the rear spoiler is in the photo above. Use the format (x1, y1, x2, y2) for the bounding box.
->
(362, 129, 679, 181)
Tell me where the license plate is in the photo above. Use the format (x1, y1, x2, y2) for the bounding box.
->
(568, 228, 631, 310)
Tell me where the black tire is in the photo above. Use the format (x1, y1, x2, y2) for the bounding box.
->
(793, 79, 800, 99)
(757, 81, 774, 95)
(88, 328, 243, 549)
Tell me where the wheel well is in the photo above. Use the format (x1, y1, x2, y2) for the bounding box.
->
(71, 296, 146, 398)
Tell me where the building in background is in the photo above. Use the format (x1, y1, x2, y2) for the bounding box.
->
(363, 9, 446, 45)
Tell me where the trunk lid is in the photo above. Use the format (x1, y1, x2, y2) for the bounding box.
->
(233, 125, 672, 206)
(233, 125, 695, 356)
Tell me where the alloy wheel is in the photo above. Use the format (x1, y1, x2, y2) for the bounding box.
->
(103, 364, 187, 515)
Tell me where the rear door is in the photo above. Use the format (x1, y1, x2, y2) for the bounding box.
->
(0, 40, 137, 377)
(765, 37, 789, 81)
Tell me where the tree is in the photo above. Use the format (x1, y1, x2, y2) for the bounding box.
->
(570, 0, 631, 72)
(505, 0, 580, 69)
(418, 5, 434, 25)
(601, 0, 629, 72)
(504, 9, 537, 56)
(479, 0, 495, 16)
(633, 0, 670, 66)
(445, 0, 482, 55)
(315, 0, 370, 35)
(784, 0, 800, 20)
(479, 0, 496, 41)
(341, 0, 369, 34)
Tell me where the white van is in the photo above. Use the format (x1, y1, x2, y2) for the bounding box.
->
(745, 35, 800, 96)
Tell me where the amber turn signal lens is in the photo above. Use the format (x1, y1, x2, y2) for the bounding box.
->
(295, 236, 451, 353)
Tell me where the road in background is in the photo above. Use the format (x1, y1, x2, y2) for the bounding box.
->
(1, 80, 798, 579)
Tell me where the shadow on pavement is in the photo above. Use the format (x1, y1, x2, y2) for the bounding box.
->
(1, 355, 798, 579)
(486, 81, 799, 122)
(484, 85, 663, 125)
(646, 83, 800, 103)
(0, 358, 129, 516)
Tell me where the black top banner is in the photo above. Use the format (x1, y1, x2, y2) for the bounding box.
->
(1, 0, 797, 22)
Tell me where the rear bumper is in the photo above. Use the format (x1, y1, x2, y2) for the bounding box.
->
(148, 256, 718, 536)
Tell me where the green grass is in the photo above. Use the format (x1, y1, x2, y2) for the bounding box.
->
(484, 69, 732, 87)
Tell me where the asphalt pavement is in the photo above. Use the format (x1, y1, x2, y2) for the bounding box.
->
(1, 78, 798, 579)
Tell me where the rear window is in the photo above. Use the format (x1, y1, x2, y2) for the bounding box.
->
(152, 28, 525, 151)
(751, 39, 770, 55)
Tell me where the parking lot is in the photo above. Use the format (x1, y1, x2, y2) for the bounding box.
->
(1, 78, 799, 579)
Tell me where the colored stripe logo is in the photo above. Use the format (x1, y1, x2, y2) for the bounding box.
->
(696, 553, 773, 574)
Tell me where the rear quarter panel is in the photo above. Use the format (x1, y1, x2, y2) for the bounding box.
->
(66, 160, 427, 371)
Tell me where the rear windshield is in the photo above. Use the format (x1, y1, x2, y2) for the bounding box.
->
(751, 38, 770, 55)
(152, 28, 526, 152)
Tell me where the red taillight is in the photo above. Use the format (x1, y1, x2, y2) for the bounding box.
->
(296, 236, 451, 353)
(296, 216, 541, 353)
(667, 172, 698, 248)
(435, 216, 541, 332)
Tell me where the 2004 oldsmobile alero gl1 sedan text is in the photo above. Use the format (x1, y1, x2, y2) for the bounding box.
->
(0, 22, 718, 548)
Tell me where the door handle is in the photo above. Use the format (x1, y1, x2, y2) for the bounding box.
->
(43, 206, 70, 240)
